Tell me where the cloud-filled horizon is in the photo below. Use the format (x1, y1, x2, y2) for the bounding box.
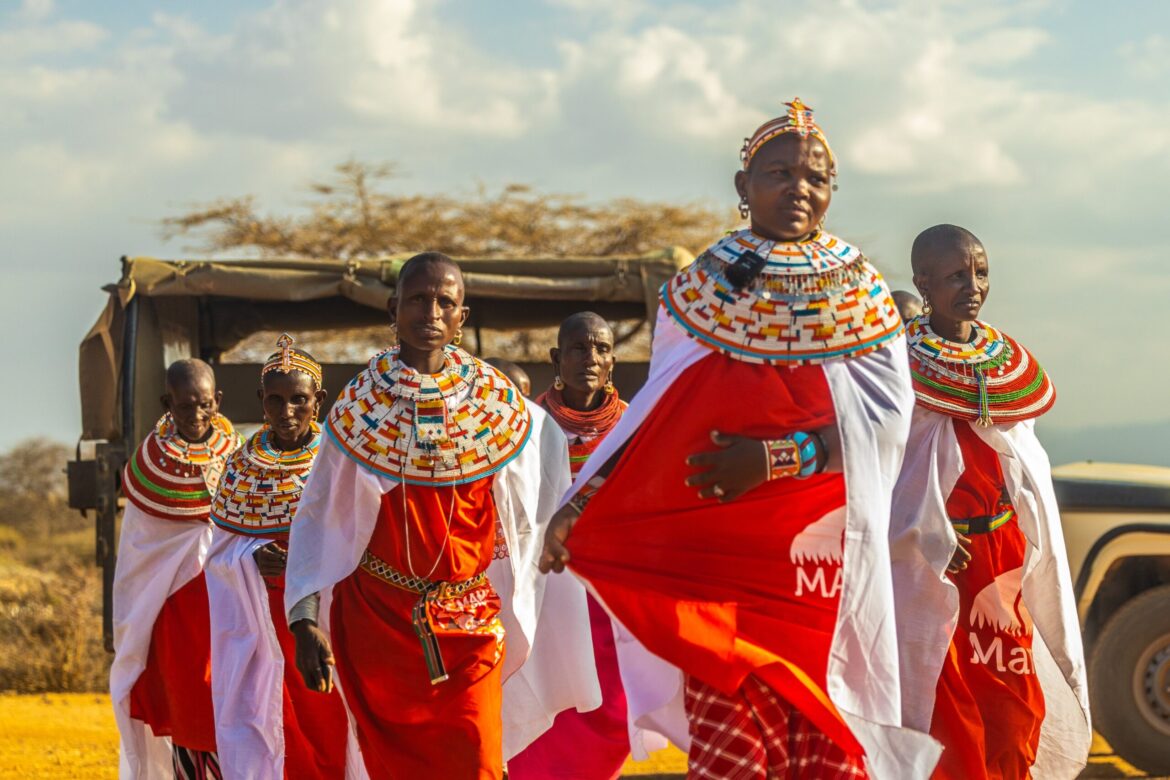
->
(3, 0, 1169, 463)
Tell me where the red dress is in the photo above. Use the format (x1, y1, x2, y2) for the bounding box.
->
(330, 478, 506, 779)
(930, 420, 1045, 779)
(567, 353, 865, 773)
(129, 571, 217, 752)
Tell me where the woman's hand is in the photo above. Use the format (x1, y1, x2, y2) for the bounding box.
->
(253, 542, 287, 578)
(539, 504, 582, 574)
(947, 532, 973, 574)
(291, 620, 336, 693)
(685, 430, 769, 502)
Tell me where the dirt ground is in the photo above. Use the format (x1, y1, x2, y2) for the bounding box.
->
(0, 694, 1161, 779)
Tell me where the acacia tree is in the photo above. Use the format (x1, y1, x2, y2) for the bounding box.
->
(162, 160, 730, 259)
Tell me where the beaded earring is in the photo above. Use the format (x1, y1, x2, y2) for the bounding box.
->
(738, 196, 750, 220)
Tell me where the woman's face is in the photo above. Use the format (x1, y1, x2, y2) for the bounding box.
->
(551, 321, 615, 399)
(259, 370, 324, 449)
(391, 263, 469, 354)
(735, 133, 832, 241)
(914, 241, 991, 334)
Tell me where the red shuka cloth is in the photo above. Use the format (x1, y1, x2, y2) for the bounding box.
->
(331, 478, 506, 780)
(262, 571, 349, 779)
(129, 571, 217, 752)
(567, 352, 861, 757)
(930, 420, 1044, 780)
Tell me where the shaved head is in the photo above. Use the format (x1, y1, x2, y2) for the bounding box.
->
(910, 224, 984, 276)
(891, 290, 924, 322)
(396, 252, 465, 301)
(166, 358, 216, 392)
(558, 311, 612, 349)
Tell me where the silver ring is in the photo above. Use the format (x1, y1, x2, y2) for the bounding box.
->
(712, 484, 725, 498)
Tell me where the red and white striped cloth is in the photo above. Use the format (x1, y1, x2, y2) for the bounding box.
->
(685, 675, 867, 780)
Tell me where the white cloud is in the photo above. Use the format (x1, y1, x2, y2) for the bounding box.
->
(3, 0, 1170, 447)
(1119, 34, 1170, 80)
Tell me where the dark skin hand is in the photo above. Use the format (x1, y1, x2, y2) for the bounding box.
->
(683, 426, 843, 502)
(252, 368, 327, 578)
(291, 619, 336, 693)
(550, 313, 615, 412)
(948, 533, 973, 574)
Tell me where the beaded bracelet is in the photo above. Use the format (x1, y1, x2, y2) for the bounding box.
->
(566, 476, 606, 515)
(763, 431, 824, 481)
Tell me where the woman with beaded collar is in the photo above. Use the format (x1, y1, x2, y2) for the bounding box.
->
(111, 359, 242, 780)
(283, 253, 601, 779)
(541, 100, 938, 778)
(203, 336, 358, 779)
(890, 225, 1090, 779)
(509, 311, 631, 780)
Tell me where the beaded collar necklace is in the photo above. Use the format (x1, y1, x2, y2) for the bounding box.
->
(156, 413, 238, 466)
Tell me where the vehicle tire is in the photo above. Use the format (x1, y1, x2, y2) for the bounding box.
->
(1089, 583, 1170, 773)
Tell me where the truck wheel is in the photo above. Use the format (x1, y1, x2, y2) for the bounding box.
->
(1090, 584, 1170, 773)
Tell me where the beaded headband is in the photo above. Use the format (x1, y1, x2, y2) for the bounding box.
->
(261, 333, 323, 387)
(741, 97, 837, 176)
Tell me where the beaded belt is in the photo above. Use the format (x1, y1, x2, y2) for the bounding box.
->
(357, 548, 489, 686)
(950, 506, 1015, 535)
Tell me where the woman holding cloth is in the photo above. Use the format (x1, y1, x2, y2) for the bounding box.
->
(541, 99, 938, 779)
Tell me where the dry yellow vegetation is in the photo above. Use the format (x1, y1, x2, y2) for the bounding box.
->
(0, 692, 684, 779)
(0, 694, 117, 779)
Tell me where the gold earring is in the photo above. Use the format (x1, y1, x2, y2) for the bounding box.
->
(453, 330, 463, 347)
(604, 377, 615, 395)
(922, 298, 933, 316)
(554, 375, 565, 391)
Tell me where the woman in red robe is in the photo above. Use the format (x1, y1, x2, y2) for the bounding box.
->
(111, 359, 241, 779)
(892, 224, 1090, 779)
(205, 337, 352, 779)
(541, 100, 938, 779)
(284, 253, 598, 779)
(509, 311, 630, 780)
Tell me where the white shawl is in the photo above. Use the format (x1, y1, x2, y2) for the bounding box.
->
(891, 410, 1091, 778)
(284, 403, 602, 761)
(109, 505, 212, 779)
(563, 308, 942, 779)
(204, 530, 367, 779)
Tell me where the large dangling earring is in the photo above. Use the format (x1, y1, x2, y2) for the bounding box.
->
(554, 375, 565, 391)
(922, 297, 933, 316)
(603, 376, 615, 395)
(738, 196, 750, 220)
(452, 330, 463, 347)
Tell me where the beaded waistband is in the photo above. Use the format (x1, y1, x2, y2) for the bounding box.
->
(358, 549, 488, 596)
(950, 507, 1015, 535)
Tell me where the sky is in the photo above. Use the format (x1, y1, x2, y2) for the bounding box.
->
(2, 0, 1169, 464)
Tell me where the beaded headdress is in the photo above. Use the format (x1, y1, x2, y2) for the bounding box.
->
(262, 334, 323, 388)
(741, 97, 837, 176)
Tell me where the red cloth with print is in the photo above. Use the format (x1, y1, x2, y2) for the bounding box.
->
(331, 478, 506, 780)
(129, 571, 217, 752)
(685, 674, 867, 780)
(567, 352, 863, 761)
(930, 420, 1045, 779)
(262, 571, 349, 779)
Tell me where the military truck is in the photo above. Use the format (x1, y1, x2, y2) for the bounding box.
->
(65, 250, 691, 651)
(1055, 461, 1170, 773)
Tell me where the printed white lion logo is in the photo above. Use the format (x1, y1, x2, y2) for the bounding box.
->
(789, 506, 846, 566)
(969, 566, 1033, 637)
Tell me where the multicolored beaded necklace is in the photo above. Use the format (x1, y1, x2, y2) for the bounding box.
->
(906, 316, 1055, 426)
(210, 423, 321, 536)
